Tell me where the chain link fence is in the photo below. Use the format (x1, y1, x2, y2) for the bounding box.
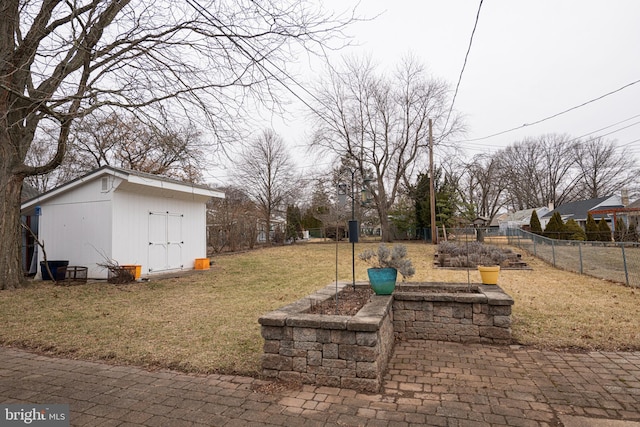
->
(505, 228, 640, 287)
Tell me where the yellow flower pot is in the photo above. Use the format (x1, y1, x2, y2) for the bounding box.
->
(478, 265, 500, 285)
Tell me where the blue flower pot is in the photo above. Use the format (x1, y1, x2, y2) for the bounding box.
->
(367, 267, 398, 295)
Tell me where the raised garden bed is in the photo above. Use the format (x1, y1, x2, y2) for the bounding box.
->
(259, 281, 514, 392)
(259, 282, 394, 392)
(393, 282, 513, 344)
(435, 241, 529, 269)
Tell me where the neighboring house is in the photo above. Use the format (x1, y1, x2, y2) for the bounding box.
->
(21, 182, 40, 202)
(489, 212, 508, 230)
(540, 195, 623, 230)
(624, 199, 640, 229)
(21, 166, 225, 279)
(496, 206, 550, 233)
(256, 214, 287, 243)
(472, 216, 490, 227)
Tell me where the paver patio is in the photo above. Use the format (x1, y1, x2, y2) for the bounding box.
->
(1, 341, 639, 426)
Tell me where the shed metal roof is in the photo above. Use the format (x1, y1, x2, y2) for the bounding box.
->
(21, 165, 224, 211)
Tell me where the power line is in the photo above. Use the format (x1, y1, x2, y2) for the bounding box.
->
(573, 114, 640, 141)
(455, 78, 640, 143)
(443, 0, 484, 132)
(619, 137, 640, 148)
(448, 113, 640, 151)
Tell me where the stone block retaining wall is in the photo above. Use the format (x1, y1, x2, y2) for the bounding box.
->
(259, 282, 514, 392)
(259, 282, 394, 393)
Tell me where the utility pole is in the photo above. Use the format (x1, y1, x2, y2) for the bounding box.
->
(429, 119, 437, 245)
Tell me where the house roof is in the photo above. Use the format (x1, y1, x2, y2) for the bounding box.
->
(541, 195, 623, 221)
(498, 207, 550, 225)
(21, 182, 39, 202)
(21, 165, 225, 211)
(626, 199, 640, 209)
(472, 216, 490, 225)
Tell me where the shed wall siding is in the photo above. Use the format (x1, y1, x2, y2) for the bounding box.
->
(36, 179, 114, 278)
(111, 190, 207, 276)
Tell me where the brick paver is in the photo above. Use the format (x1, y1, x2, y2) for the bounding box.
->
(1, 341, 640, 426)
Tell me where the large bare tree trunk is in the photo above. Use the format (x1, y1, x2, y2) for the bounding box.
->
(378, 210, 392, 242)
(0, 166, 26, 290)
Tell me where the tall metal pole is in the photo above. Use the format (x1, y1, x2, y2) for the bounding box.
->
(429, 119, 437, 245)
(351, 170, 356, 290)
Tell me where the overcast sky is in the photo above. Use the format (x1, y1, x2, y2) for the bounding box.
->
(262, 0, 640, 173)
(208, 1, 640, 185)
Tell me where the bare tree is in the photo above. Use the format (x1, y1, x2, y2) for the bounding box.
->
(23, 127, 84, 193)
(1, 0, 356, 288)
(307, 177, 336, 239)
(573, 136, 638, 199)
(207, 186, 259, 253)
(497, 134, 578, 210)
(232, 129, 300, 244)
(311, 55, 463, 241)
(458, 154, 506, 222)
(73, 112, 206, 182)
(25, 111, 207, 190)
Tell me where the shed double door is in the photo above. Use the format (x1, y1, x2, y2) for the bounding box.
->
(148, 211, 183, 272)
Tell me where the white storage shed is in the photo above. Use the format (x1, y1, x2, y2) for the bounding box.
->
(21, 166, 225, 279)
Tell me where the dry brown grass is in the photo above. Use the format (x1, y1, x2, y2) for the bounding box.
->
(0, 241, 638, 377)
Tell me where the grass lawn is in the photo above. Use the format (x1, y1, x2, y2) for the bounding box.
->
(1, 241, 638, 377)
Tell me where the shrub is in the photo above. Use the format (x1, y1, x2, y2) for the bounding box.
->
(597, 218, 611, 242)
(530, 210, 542, 234)
(585, 213, 599, 241)
(359, 244, 415, 279)
(544, 212, 566, 239)
(565, 219, 586, 241)
(628, 223, 639, 242)
(614, 218, 627, 242)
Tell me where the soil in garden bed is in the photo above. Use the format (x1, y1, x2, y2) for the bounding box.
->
(307, 286, 373, 316)
(305, 284, 481, 316)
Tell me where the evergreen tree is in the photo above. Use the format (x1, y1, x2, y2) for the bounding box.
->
(435, 176, 460, 230)
(301, 207, 322, 236)
(614, 217, 627, 242)
(565, 219, 586, 241)
(411, 168, 459, 239)
(585, 213, 599, 241)
(597, 218, 611, 242)
(529, 210, 542, 234)
(285, 204, 303, 243)
(413, 173, 431, 238)
(544, 212, 565, 239)
(389, 196, 416, 240)
(628, 223, 639, 242)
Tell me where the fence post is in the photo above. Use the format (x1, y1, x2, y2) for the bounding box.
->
(578, 243, 583, 274)
(621, 244, 630, 287)
(552, 239, 556, 267)
(533, 235, 537, 256)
